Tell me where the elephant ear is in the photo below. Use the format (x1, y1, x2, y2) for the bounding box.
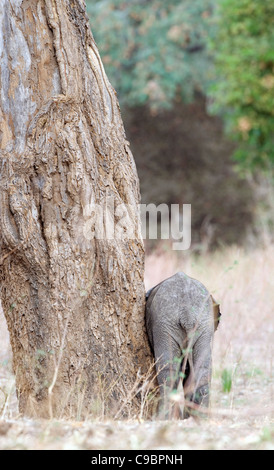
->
(211, 295, 221, 331)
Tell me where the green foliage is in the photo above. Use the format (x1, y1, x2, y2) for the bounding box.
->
(86, 0, 274, 172)
(86, 0, 214, 111)
(209, 0, 274, 170)
(221, 368, 233, 393)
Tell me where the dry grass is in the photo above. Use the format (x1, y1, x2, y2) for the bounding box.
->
(0, 243, 273, 449)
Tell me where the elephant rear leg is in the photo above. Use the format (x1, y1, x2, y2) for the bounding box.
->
(183, 333, 213, 418)
(153, 338, 183, 420)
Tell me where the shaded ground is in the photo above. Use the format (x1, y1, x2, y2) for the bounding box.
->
(0, 245, 273, 450)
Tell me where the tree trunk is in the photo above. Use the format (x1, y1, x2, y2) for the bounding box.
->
(0, 0, 151, 419)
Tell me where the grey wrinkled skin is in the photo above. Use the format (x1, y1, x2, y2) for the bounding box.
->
(146, 272, 221, 419)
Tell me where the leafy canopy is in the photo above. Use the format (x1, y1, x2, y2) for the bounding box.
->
(209, 0, 274, 170)
(87, 0, 215, 112)
(87, 0, 274, 171)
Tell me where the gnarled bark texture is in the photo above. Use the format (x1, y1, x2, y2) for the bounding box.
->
(0, 0, 151, 418)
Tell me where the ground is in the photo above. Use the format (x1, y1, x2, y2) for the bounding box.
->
(0, 244, 273, 450)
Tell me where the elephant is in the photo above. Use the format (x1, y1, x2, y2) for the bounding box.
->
(145, 272, 221, 419)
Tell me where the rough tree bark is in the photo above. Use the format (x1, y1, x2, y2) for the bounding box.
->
(0, 0, 151, 418)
